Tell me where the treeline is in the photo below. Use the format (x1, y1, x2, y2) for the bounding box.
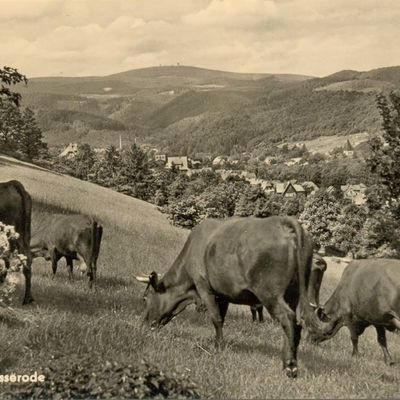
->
(0, 67, 47, 160)
(154, 86, 381, 156)
(37, 109, 127, 132)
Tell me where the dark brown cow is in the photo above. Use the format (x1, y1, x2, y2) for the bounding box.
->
(136, 216, 322, 378)
(309, 259, 400, 365)
(31, 214, 102, 287)
(250, 253, 327, 322)
(0, 180, 33, 304)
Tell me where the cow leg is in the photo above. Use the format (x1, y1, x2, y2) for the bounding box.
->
(250, 306, 257, 322)
(196, 285, 225, 348)
(22, 253, 34, 304)
(51, 249, 62, 277)
(250, 305, 264, 323)
(347, 320, 366, 357)
(257, 305, 264, 323)
(348, 324, 359, 357)
(261, 295, 299, 378)
(217, 297, 229, 324)
(80, 254, 95, 289)
(375, 326, 394, 365)
(66, 256, 74, 280)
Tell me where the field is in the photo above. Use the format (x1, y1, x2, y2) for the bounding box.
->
(1, 155, 400, 398)
(281, 132, 371, 155)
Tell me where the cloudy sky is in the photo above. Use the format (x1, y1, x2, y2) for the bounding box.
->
(2, 0, 400, 78)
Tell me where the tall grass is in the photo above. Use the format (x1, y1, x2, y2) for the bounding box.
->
(1, 155, 400, 398)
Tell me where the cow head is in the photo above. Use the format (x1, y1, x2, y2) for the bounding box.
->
(306, 304, 344, 343)
(135, 272, 194, 328)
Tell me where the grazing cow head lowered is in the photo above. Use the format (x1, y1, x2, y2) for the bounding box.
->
(30, 214, 102, 287)
(136, 216, 328, 379)
(306, 258, 400, 367)
(135, 272, 196, 328)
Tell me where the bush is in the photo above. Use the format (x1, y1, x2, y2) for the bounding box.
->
(5, 356, 200, 399)
(161, 196, 204, 228)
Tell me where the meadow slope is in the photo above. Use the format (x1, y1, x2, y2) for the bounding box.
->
(1, 155, 400, 399)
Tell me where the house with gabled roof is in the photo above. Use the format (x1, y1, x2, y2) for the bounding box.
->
(59, 143, 79, 159)
(275, 182, 306, 197)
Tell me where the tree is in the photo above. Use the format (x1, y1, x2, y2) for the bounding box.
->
(299, 190, 342, 247)
(0, 99, 22, 152)
(17, 108, 47, 159)
(280, 196, 304, 217)
(367, 93, 400, 204)
(71, 144, 96, 180)
(358, 209, 400, 258)
(331, 203, 367, 256)
(234, 185, 266, 217)
(118, 144, 153, 200)
(99, 145, 122, 186)
(0, 66, 27, 106)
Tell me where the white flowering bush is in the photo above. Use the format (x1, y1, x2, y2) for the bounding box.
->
(0, 222, 26, 306)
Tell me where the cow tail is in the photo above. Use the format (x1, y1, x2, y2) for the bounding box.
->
(292, 218, 320, 330)
(90, 220, 103, 268)
(11, 181, 32, 259)
(90, 221, 97, 268)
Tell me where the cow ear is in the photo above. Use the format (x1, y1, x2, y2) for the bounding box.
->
(149, 271, 158, 289)
(315, 259, 327, 272)
(149, 271, 165, 292)
(316, 306, 330, 322)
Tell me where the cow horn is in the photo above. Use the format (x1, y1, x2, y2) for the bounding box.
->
(309, 302, 318, 309)
(135, 275, 150, 283)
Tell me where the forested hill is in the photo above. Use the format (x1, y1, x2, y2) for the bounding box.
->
(17, 65, 400, 155)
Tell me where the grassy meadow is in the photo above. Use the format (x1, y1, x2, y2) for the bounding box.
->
(1, 155, 400, 399)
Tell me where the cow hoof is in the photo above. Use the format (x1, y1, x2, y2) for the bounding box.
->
(22, 297, 34, 305)
(284, 367, 298, 379)
(385, 360, 395, 366)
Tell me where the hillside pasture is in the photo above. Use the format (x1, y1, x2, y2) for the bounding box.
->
(281, 132, 371, 155)
(0, 155, 400, 398)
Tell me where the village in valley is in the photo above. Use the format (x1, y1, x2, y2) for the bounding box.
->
(58, 136, 368, 207)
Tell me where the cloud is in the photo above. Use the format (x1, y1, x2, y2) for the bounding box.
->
(183, 0, 278, 28)
(0, 0, 62, 21)
(1, 0, 400, 77)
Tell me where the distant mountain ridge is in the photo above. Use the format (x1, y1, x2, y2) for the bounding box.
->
(16, 64, 400, 154)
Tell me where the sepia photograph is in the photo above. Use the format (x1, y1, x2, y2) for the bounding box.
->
(1, 0, 400, 398)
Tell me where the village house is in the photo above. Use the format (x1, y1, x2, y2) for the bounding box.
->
(275, 182, 306, 197)
(59, 143, 79, 159)
(341, 184, 367, 205)
(166, 156, 189, 172)
(212, 155, 228, 166)
(155, 154, 167, 162)
(343, 139, 354, 157)
(188, 158, 202, 169)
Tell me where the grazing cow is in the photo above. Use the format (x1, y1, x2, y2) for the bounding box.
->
(136, 216, 322, 378)
(309, 259, 400, 365)
(250, 253, 327, 322)
(31, 214, 103, 287)
(0, 180, 33, 304)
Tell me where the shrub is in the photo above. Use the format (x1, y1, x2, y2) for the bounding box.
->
(5, 356, 200, 399)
